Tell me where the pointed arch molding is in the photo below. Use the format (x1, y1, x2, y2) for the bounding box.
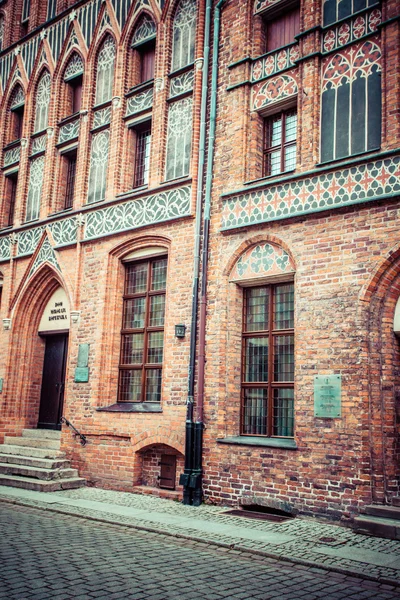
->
(230, 241, 295, 283)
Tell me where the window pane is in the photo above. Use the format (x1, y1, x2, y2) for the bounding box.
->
(165, 97, 193, 180)
(126, 263, 148, 294)
(274, 334, 294, 382)
(172, 0, 197, 71)
(273, 388, 294, 436)
(151, 259, 167, 290)
(134, 127, 151, 187)
(270, 117, 282, 147)
(285, 112, 297, 142)
(149, 295, 165, 327)
(124, 298, 145, 329)
(146, 369, 162, 402)
(284, 145, 296, 172)
(274, 283, 294, 329)
(269, 150, 281, 176)
(243, 389, 267, 435)
(245, 337, 269, 382)
(246, 287, 269, 332)
(119, 369, 142, 402)
(121, 334, 144, 364)
(34, 72, 51, 133)
(87, 130, 109, 204)
(147, 332, 164, 364)
(95, 36, 116, 105)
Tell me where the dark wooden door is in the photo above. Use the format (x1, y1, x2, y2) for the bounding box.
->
(159, 454, 177, 490)
(38, 334, 68, 430)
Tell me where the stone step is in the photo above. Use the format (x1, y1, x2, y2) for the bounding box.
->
(3, 436, 61, 450)
(0, 462, 78, 481)
(0, 453, 70, 470)
(363, 504, 400, 520)
(22, 429, 61, 440)
(353, 515, 400, 540)
(0, 474, 86, 492)
(0, 444, 66, 460)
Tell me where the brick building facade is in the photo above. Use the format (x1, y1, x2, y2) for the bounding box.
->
(0, 0, 399, 521)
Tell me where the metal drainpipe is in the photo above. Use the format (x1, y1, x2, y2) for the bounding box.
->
(181, 0, 213, 505)
(191, 0, 227, 507)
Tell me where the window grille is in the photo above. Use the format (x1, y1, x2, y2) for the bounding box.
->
(242, 283, 294, 437)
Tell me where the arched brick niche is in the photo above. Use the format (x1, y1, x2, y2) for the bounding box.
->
(230, 241, 295, 284)
(138, 443, 184, 491)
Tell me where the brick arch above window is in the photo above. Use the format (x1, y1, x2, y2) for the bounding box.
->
(230, 242, 295, 284)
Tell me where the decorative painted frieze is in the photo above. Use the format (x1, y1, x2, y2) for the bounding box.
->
(84, 185, 192, 240)
(252, 45, 299, 83)
(29, 237, 60, 277)
(230, 243, 295, 282)
(31, 134, 47, 156)
(92, 106, 112, 129)
(0, 236, 11, 262)
(252, 72, 298, 111)
(221, 155, 400, 230)
(4, 145, 21, 167)
(125, 87, 153, 116)
(323, 7, 381, 53)
(17, 226, 45, 257)
(58, 117, 80, 144)
(169, 69, 194, 98)
(16, 217, 78, 257)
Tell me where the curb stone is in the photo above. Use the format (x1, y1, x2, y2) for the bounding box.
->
(1, 495, 400, 589)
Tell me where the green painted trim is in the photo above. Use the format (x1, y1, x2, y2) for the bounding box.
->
(226, 80, 251, 91)
(228, 56, 252, 70)
(250, 63, 298, 86)
(322, 30, 382, 56)
(293, 51, 321, 64)
(221, 192, 400, 232)
(377, 14, 400, 28)
(221, 147, 400, 198)
(295, 25, 321, 38)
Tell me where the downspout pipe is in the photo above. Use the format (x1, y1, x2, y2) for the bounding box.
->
(192, 0, 227, 507)
(181, 0, 213, 505)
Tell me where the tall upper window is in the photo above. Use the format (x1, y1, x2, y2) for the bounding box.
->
(323, 0, 376, 26)
(9, 86, 25, 143)
(263, 109, 297, 177)
(133, 122, 151, 187)
(4, 173, 18, 227)
(63, 53, 84, 116)
(131, 15, 156, 85)
(242, 283, 294, 437)
(34, 71, 51, 133)
(87, 130, 109, 203)
(171, 0, 196, 72)
(95, 35, 116, 105)
(265, 6, 300, 52)
(0, 15, 4, 52)
(119, 257, 167, 403)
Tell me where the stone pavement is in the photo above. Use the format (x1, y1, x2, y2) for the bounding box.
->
(1, 486, 400, 587)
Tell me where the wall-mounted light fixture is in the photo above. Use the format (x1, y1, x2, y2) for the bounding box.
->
(2, 318, 11, 331)
(70, 310, 81, 324)
(175, 324, 186, 339)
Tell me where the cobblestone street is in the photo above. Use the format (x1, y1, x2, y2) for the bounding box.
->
(1, 504, 400, 600)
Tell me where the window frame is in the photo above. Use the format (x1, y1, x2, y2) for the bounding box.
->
(118, 256, 167, 404)
(62, 148, 77, 210)
(241, 282, 294, 438)
(133, 121, 152, 188)
(263, 108, 297, 177)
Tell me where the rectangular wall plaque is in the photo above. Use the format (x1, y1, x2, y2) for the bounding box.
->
(74, 367, 89, 383)
(314, 374, 341, 418)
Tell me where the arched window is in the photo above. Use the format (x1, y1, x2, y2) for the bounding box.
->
(0, 15, 5, 52)
(9, 85, 25, 142)
(131, 14, 156, 85)
(95, 35, 116, 105)
(34, 71, 51, 133)
(63, 53, 84, 116)
(171, 0, 196, 72)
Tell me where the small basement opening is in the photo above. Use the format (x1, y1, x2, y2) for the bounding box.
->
(224, 504, 294, 522)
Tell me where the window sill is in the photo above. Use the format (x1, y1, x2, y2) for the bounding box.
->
(217, 436, 297, 449)
(96, 402, 162, 413)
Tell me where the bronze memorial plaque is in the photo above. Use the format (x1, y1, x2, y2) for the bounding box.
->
(314, 375, 341, 418)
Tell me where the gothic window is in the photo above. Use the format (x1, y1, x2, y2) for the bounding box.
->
(9, 86, 25, 142)
(242, 283, 294, 437)
(321, 40, 381, 162)
(0, 15, 4, 52)
(323, 0, 376, 26)
(263, 109, 297, 176)
(64, 54, 84, 116)
(165, 97, 193, 180)
(118, 257, 167, 403)
(26, 156, 45, 221)
(133, 122, 151, 187)
(132, 15, 156, 85)
(34, 71, 51, 133)
(87, 130, 109, 203)
(171, 0, 197, 72)
(95, 36, 116, 105)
